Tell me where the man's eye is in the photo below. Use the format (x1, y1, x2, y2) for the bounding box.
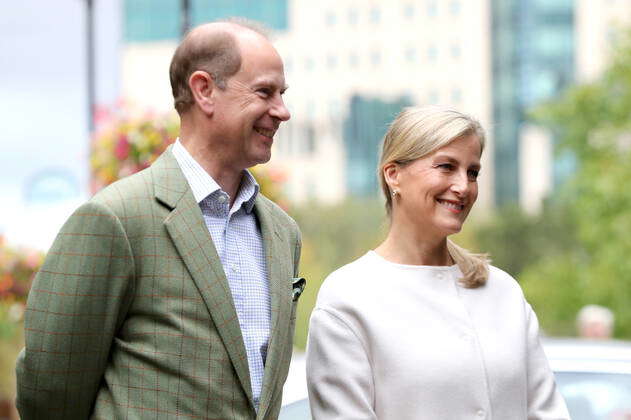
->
(257, 88, 271, 97)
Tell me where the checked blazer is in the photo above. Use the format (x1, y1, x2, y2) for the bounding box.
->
(15, 147, 302, 419)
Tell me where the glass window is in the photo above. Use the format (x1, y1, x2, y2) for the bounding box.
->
(449, 0, 461, 16)
(555, 372, 631, 420)
(427, 0, 437, 17)
(192, 0, 288, 31)
(404, 3, 415, 18)
(305, 124, 316, 155)
(348, 8, 358, 25)
(326, 11, 336, 26)
(451, 43, 461, 58)
(405, 47, 417, 62)
(370, 51, 381, 66)
(305, 58, 315, 71)
(306, 101, 316, 119)
(370, 7, 381, 24)
(451, 88, 462, 103)
(349, 53, 359, 68)
(327, 54, 338, 69)
(534, 27, 572, 58)
(124, 0, 179, 42)
(427, 45, 438, 61)
(429, 90, 439, 104)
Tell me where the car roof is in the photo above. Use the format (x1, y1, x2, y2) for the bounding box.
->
(543, 338, 631, 374)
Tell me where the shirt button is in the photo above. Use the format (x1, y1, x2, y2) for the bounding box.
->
(477, 409, 485, 417)
(217, 195, 227, 204)
(436, 272, 444, 279)
(230, 266, 239, 273)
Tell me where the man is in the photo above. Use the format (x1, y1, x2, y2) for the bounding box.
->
(16, 21, 302, 419)
(576, 304, 615, 339)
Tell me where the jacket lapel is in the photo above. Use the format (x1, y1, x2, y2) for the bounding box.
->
(255, 198, 293, 418)
(152, 148, 254, 404)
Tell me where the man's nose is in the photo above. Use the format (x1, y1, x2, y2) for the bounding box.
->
(270, 96, 291, 122)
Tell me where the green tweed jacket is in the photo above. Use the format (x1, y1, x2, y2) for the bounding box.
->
(15, 148, 302, 419)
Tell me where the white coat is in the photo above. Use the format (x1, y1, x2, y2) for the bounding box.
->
(306, 251, 569, 420)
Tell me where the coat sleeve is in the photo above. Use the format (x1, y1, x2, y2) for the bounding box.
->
(306, 307, 377, 420)
(525, 303, 571, 419)
(15, 201, 135, 419)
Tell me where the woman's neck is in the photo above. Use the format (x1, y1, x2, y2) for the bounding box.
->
(374, 222, 453, 266)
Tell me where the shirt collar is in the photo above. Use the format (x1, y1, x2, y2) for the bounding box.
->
(172, 139, 259, 213)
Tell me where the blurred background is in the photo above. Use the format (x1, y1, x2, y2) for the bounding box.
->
(2, 0, 631, 417)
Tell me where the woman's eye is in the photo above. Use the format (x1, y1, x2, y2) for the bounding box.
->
(437, 163, 454, 171)
(468, 169, 480, 180)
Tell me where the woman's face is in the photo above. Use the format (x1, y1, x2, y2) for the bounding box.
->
(392, 134, 482, 238)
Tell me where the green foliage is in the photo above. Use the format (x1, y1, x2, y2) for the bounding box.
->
(518, 29, 631, 338)
(472, 201, 577, 277)
(289, 198, 386, 349)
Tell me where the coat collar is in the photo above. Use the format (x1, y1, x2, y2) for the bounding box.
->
(151, 147, 291, 415)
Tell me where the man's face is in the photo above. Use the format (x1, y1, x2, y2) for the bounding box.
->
(211, 36, 290, 170)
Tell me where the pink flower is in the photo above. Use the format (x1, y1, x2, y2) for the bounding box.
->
(115, 136, 131, 160)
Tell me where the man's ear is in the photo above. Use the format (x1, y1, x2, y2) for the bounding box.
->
(382, 162, 401, 192)
(189, 70, 215, 116)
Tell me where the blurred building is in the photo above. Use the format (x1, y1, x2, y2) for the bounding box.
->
(511, 0, 631, 213)
(117, 0, 630, 210)
(575, 0, 631, 82)
(119, 0, 494, 207)
(492, 0, 574, 211)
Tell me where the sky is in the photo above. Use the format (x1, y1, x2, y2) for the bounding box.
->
(0, 0, 121, 250)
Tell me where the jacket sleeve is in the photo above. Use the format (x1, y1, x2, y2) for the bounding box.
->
(525, 303, 570, 419)
(306, 307, 377, 420)
(15, 201, 135, 419)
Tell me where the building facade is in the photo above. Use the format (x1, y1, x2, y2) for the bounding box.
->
(120, 0, 494, 207)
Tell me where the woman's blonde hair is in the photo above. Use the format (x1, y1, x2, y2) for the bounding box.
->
(378, 105, 490, 288)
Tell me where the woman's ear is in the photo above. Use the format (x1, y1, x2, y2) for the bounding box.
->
(189, 70, 215, 116)
(382, 162, 401, 193)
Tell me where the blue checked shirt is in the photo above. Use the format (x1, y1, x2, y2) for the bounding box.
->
(172, 140, 270, 411)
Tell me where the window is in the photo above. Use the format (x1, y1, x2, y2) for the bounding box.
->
(305, 124, 316, 155)
(327, 54, 338, 69)
(348, 8, 358, 25)
(370, 51, 381, 66)
(427, 45, 438, 61)
(405, 47, 417, 62)
(325, 11, 336, 26)
(451, 88, 462, 103)
(284, 56, 293, 73)
(404, 3, 415, 18)
(449, 0, 461, 16)
(450, 43, 461, 58)
(305, 57, 315, 71)
(427, 0, 437, 17)
(429, 90, 439, 104)
(370, 7, 381, 24)
(349, 53, 359, 68)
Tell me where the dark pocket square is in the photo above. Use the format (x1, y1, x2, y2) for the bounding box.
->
(292, 277, 306, 302)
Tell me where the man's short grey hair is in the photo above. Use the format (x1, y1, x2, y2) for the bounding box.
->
(169, 19, 269, 115)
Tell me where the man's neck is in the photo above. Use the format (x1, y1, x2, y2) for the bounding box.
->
(179, 135, 244, 204)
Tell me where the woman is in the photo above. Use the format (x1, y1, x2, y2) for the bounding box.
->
(306, 106, 569, 419)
